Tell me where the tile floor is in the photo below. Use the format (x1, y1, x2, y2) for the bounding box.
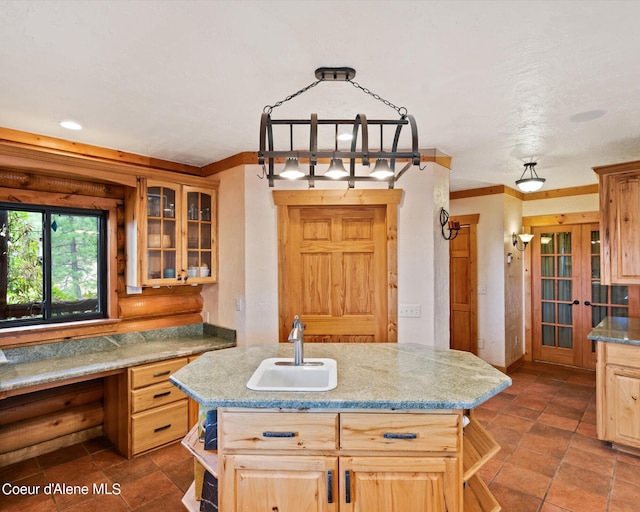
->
(1, 361, 639, 511)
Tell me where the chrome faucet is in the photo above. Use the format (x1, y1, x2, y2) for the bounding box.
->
(288, 315, 304, 365)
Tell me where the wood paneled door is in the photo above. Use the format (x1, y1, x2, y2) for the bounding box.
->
(274, 190, 401, 343)
(532, 223, 639, 369)
(449, 215, 479, 354)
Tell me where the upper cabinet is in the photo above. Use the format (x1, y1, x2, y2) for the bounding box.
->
(126, 178, 218, 287)
(595, 160, 640, 285)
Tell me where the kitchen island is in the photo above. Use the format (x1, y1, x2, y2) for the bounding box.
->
(589, 316, 640, 455)
(171, 343, 511, 512)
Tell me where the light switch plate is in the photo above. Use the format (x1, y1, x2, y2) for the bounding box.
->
(399, 304, 421, 317)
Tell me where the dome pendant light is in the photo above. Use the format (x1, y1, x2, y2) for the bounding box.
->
(516, 161, 545, 192)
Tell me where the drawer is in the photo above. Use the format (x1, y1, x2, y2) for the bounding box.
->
(604, 342, 640, 369)
(131, 400, 188, 455)
(220, 412, 338, 451)
(340, 413, 460, 452)
(131, 381, 187, 414)
(130, 357, 188, 389)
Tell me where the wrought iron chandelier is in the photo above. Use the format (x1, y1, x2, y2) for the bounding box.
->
(258, 67, 421, 188)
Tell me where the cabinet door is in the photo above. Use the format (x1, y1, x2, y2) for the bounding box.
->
(600, 172, 640, 284)
(183, 186, 217, 283)
(606, 365, 640, 448)
(340, 456, 460, 512)
(221, 454, 338, 512)
(144, 181, 181, 285)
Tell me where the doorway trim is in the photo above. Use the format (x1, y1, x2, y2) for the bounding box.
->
(273, 189, 402, 342)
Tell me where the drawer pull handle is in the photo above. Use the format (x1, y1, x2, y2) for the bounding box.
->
(345, 470, 351, 503)
(262, 431, 297, 438)
(154, 424, 172, 433)
(383, 432, 417, 439)
(152, 370, 171, 378)
(327, 470, 333, 504)
(153, 391, 172, 399)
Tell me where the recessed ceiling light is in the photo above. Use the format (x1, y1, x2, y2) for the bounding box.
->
(60, 120, 82, 130)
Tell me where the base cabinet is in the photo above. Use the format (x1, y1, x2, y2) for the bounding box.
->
(598, 342, 640, 451)
(104, 356, 199, 458)
(181, 409, 501, 512)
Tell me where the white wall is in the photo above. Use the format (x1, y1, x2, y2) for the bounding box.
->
(450, 194, 507, 366)
(397, 163, 450, 346)
(204, 163, 451, 347)
(201, 166, 246, 341)
(523, 194, 598, 217)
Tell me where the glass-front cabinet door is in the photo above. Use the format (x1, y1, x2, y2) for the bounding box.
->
(183, 186, 216, 283)
(145, 183, 179, 284)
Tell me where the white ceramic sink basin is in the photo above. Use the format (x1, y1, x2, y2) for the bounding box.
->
(246, 358, 337, 392)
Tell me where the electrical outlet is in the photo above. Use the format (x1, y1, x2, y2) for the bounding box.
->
(235, 298, 243, 311)
(399, 304, 421, 317)
(478, 339, 484, 349)
(477, 286, 487, 294)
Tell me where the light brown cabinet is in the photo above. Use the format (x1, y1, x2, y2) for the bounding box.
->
(104, 357, 191, 458)
(126, 178, 217, 287)
(181, 408, 501, 512)
(594, 161, 640, 285)
(597, 342, 640, 453)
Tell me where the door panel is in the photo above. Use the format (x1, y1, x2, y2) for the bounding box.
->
(279, 204, 389, 343)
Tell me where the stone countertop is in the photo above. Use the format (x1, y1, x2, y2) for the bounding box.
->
(0, 324, 235, 394)
(170, 343, 512, 410)
(587, 316, 640, 346)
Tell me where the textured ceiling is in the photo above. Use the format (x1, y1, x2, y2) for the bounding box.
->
(1, 0, 639, 191)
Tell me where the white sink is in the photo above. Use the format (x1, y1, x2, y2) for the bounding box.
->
(246, 358, 337, 392)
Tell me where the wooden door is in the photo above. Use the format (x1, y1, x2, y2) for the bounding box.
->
(276, 190, 401, 343)
(340, 456, 460, 512)
(449, 215, 479, 353)
(221, 454, 338, 512)
(532, 223, 639, 368)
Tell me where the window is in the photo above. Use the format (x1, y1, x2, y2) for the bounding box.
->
(0, 204, 107, 327)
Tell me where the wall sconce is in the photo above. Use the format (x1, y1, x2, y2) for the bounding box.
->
(440, 208, 461, 241)
(516, 161, 545, 192)
(512, 232, 534, 251)
(258, 66, 421, 188)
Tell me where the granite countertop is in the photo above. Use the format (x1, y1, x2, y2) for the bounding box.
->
(0, 324, 235, 394)
(170, 343, 512, 410)
(587, 316, 640, 346)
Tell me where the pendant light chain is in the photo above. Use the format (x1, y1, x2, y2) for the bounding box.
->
(263, 79, 322, 114)
(346, 79, 408, 118)
(263, 76, 408, 118)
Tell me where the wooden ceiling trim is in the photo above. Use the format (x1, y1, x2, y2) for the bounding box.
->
(0, 127, 201, 176)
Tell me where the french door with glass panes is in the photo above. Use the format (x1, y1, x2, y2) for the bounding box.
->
(532, 223, 639, 369)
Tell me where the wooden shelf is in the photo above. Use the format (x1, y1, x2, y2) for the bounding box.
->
(181, 480, 198, 512)
(464, 473, 500, 512)
(181, 423, 218, 477)
(463, 415, 500, 482)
